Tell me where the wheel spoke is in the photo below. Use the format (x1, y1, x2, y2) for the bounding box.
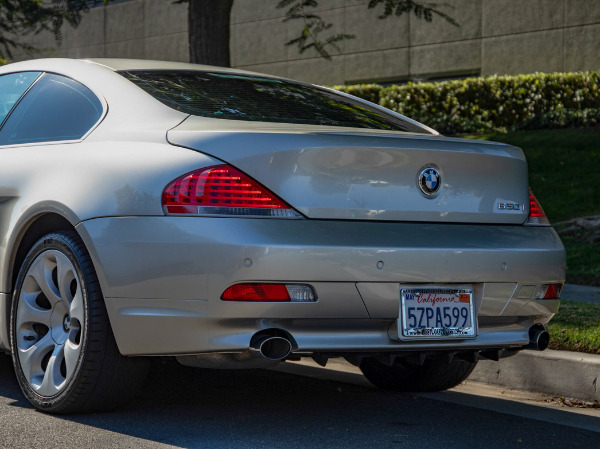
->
(69, 291, 84, 324)
(28, 254, 61, 306)
(64, 340, 81, 379)
(18, 334, 54, 383)
(16, 292, 52, 327)
(38, 345, 65, 397)
(55, 252, 76, 304)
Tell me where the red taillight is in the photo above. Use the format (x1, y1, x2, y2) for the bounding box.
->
(221, 283, 317, 302)
(162, 165, 301, 217)
(222, 283, 291, 302)
(536, 283, 563, 300)
(525, 187, 550, 226)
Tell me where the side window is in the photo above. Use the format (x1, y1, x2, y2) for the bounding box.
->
(0, 73, 103, 145)
(0, 72, 41, 125)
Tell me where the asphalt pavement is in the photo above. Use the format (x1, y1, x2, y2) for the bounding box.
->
(1, 354, 599, 448)
(273, 358, 600, 432)
(562, 283, 600, 304)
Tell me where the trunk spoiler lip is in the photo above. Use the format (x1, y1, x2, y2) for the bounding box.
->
(167, 115, 524, 160)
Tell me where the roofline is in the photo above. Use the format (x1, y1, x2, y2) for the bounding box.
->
(83, 58, 286, 79)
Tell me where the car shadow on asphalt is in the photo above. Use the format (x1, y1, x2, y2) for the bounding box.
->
(0, 353, 32, 408)
(1, 354, 599, 448)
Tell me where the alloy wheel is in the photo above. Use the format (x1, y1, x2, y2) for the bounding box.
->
(14, 250, 84, 397)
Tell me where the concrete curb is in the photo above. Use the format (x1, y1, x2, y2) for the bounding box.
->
(274, 349, 600, 402)
(471, 349, 600, 401)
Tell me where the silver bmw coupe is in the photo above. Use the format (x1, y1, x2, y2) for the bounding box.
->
(0, 59, 565, 413)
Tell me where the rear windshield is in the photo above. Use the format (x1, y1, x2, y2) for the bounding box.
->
(119, 70, 430, 134)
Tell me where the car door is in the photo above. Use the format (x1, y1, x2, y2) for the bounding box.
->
(0, 71, 43, 290)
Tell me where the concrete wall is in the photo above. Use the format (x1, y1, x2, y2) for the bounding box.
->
(10, 0, 188, 63)
(8, 0, 600, 85)
(230, 0, 600, 84)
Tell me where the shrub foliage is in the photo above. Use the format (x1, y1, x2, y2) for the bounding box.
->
(334, 72, 600, 134)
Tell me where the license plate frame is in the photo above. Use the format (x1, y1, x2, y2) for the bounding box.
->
(399, 287, 477, 340)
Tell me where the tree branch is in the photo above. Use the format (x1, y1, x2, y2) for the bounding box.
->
(0, 0, 107, 64)
(277, 0, 355, 61)
(367, 0, 459, 26)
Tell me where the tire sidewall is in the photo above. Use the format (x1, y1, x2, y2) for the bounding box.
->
(10, 233, 90, 411)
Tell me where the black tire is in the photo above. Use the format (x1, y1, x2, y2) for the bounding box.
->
(360, 355, 477, 392)
(10, 230, 149, 413)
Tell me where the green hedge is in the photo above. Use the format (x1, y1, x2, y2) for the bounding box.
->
(334, 72, 600, 134)
(333, 84, 383, 105)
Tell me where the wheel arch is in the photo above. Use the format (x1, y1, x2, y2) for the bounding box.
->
(1, 212, 82, 351)
(4, 211, 149, 412)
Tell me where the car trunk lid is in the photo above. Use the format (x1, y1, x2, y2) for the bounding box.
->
(167, 117, 529, 224)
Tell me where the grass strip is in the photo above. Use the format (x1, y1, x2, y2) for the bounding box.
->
(557, 235, 600, 286)
(548, 300, 600, 354)
(471, 128, 600, 223)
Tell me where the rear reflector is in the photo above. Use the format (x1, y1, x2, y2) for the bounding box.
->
(221, 283, 316, 302)
(536, 283, 563, 300)
(162, 165, 301, 218)
(525, 188, 550, 226)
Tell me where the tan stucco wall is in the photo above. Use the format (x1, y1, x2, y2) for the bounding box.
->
(230, 0, 600, 83)
(10, 0, 189, 63)
(8, 0, 600, 84)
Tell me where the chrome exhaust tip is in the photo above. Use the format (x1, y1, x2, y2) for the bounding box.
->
(250, 334, 292, 361)
(527, 326, 550, 351)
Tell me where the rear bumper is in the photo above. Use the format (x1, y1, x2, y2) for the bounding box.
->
(77, 217, 565, 356)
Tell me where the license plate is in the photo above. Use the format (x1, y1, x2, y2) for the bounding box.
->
(400, 287, 476, 339)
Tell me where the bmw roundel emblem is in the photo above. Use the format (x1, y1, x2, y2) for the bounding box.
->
(418, 167, 441, 196)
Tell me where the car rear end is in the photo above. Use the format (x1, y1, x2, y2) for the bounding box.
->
(78, 63, 565, 371)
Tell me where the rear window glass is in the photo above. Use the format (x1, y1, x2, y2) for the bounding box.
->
(119, 70, 430, 134)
